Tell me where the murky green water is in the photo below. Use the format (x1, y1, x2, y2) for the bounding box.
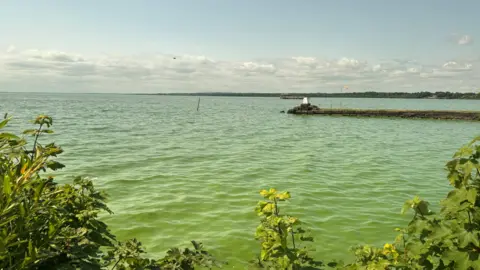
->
(1, 92, 479, 268)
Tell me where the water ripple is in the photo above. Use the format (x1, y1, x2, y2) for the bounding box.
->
(1, 93, 479, 267)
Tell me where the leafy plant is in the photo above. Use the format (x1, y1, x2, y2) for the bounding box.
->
(156, 241, 222, 269)
(0, 115, 110, 269)
(345, 136, 480, 269)
(103, 239, 221, 270)
(252, 188, 325, 269)
(0, 115, 219, 269)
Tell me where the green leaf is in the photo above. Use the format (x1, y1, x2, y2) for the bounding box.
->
(448, 170, 460, 187)
(0, 214, 18, 227)
(34, 180, 47, 202)
(22, 129, 37, 135)
(416, 200, 431, 216)
(427, 255, 441, 269)
(276, 191, 291, 201)
(41, 129, 54, 134)
(48, 222, 56, 238)
(441, 249, 461, 266)
(46, 161, 65, 171)
(3, 175, 12, 196)
(406, 240, 427, 257)
(470, 259, 480, 269)
(467, 188, 477, 204)
(454, 253, 472, 269)
(401, 201, 412, 214)
(0, 133, 20, 140)
(28, 240, 33, 256)
(77, 227, 88, 236)
(0, 118, 9, 129)
(454, 145, 474, 158)
(458, 230, 480, 248)
(429, 224, 451, 241)
(469, 135, 480, 146)
(19, 202, 25, 217)
(464, 161, 475, 181)
(260, 249, 267, 260)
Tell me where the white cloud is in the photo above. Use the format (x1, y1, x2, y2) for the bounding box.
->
(442, 61, 473, 71)
(336, 57, 364, 69)
(448, 33, 474, 45)
(6, 45, 16, 53)
(390, 70, 406, 77)
(0, 46, 478, 93)
(457, 35, 473, 45)
(235, 62, 276, 74)
(292, 56, 317, 67)
(22, 49, 86, 62)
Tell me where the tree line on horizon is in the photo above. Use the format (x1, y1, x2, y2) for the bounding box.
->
(152, 91, 480, 100)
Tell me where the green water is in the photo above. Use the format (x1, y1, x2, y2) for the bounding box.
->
(1, 92, 480, 268)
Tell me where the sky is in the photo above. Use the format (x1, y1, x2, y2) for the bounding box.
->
(0, 0, 479, 93)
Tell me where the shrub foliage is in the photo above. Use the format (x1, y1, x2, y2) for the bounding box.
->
(0, 115, 218, 269)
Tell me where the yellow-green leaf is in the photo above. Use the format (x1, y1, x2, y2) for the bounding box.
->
(0, 118, 10, 129)
(467, 188, 477, 204)
(0, 133, 19, 140)
(19, 202, 25, 217)
(261, 203, 275, 214)
(3, 175, 12, 196)
(276, 191, 291, 201)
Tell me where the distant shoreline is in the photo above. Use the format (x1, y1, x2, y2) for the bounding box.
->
(131, 91, 480, 100)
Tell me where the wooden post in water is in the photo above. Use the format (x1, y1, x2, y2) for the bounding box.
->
(197, 97, 201, 111)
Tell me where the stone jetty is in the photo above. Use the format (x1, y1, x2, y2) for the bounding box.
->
(286, 102, 480, 121)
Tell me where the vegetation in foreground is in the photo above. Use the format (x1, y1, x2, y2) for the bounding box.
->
(1, 114, 479, 269)
(0, 115, 220, 270)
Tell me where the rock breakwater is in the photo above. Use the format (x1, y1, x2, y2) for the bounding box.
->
(287, 104, 480, 121)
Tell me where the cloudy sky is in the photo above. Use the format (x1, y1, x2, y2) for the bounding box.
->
(1, 0, 479, 93)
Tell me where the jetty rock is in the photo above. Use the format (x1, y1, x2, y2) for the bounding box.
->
(285, 96, 480, 120)
(286, 103, 320, 114)
(286, 104, 480, 121)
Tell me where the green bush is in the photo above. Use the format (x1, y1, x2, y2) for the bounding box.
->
(0, 115, 219, 270)
(340, 135, 480, 270)
(1, 114, 479, 269)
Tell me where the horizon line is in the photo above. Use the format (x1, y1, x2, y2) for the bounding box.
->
(0, 90, 479, 95)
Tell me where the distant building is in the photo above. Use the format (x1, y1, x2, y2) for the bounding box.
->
(302, 97, 310, 105)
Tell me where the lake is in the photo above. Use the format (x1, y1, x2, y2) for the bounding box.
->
(1, 92, 479, 268)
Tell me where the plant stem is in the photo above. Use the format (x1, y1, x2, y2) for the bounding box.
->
(291, 230, 296, 249)
(274, 198, 279, 216)
(273, 198, 283, 239)
(31, 123, 43, 160)
(417, 205, 425, 218)
(111, 256, 123, 270)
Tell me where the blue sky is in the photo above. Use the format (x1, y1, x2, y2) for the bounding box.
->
(0, 0, 478, 93)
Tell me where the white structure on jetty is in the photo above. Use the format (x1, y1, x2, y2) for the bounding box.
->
(302, 97, 310, 105)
